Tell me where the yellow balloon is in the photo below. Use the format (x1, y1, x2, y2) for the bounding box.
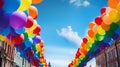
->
(0, 35, 6, 41)
(117, 3, 120, 14)
(18, 0, 32, 11)
(109, 9, 120, 22)
(87, 36, 94, 44)
(97, 26, 106, 35)
(36, 44, 40, 52)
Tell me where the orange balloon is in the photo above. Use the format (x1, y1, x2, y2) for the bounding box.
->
(32, 0, 43, 4)
(88, 22, 95, 29)
(29, 6, 38, 19)
(108, 0, 119, 9)
(102, 14, 112, 25)
(88, 29, 95, 38)
(101, 22, 110, 31)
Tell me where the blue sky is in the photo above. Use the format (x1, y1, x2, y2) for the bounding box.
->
(34, 0, 108, 67)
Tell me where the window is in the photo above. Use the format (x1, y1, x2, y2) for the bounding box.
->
(115, 61, 118, 67)
(114, 50, 117, 58)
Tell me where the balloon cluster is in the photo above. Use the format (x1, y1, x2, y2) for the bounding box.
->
(0, 0, 47, 67)
(69, 0, 120, 67)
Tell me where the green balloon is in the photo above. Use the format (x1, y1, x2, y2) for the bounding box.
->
(96, 33, 104, 41)
(32, 44, 36, 51)
(106, 30, 114, 37)
(23, 32, 28, 42)
(110, 23, 118, 31)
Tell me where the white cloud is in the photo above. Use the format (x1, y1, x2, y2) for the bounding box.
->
(69, 0, 90, 7)
(57, 26, 82, 46)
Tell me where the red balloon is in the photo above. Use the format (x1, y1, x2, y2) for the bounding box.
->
(33, 25, 41, 35)
(13, 34, 24, 44)
(100, 7, 106, 14)
(0, 0, 4, 9)
(95, 16, 103, 25)
(25, 16, 34, 28)
(83, 38, 88, 43)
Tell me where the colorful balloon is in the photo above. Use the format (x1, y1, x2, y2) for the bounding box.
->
(25, 38, 33, 48)
(32, 0, 43, 4)
(108, 0, 119, 9)
(15, 27, 25, 34)
(12, 34, 24, 44)
(100, 7, 106, 14)
(10, 11, 27, 29)
(95, 16, 103, 25)
(29, 6, 38, 19)
(102, 14, 112, 25)
(33, 36, 41, 44)
(109, 9, 120, 22)
(0, 11, 10, 30)
(97, 26, 106, 35)
(25, 16, 34, 28)
(2, 0, 20, 13)
(18, 0, 32, 11)
(33, 25, 41, 35)
(0, 26, 11, 36)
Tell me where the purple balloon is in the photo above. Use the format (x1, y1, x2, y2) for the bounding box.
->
(0, 10, 9, 30)
(33, 36, 41, 44)
(10, 11, 27, 29)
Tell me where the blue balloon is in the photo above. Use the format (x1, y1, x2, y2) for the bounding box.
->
(25, 38, 33, 48)
(0, 26, 11, 36)
(2, 0, 20, 13)
(115, 25, 120, 34)
(15, 27, 25, 34)
(103, 36, 111, 43)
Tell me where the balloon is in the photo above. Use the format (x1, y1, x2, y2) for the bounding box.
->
(14, 43, 26, 51)
(115, 25, 120, 34)
(25, 38, 33, 48)
(95, 33, 104, 41)
(83, 38, 88, 44)
(101, 22, 110, 31)
(10, 11, 27, 29)
(109, 9, 120, 22)
(108, 0, 119, 9)
(112, 32, 119, 40)
(12, 34, 24, 44)
(88, 22, 95, 29)
(0, 26, 11, 36)
(32, 0, 43, 4)
(33, 25, 41, 35)
(0, 35, 6, 41)
(103, 36, 111, 43)
(97, 26, 106, 35)
(33, 36, 41, 44)
(2, 0, 20, 13)
(0, 11, 10, 30)
(0, 0, 4, 9)
(102, 14, 112, 25)
(117, 3, 120, 14)
(24, 10, 29, 16)
(88, 29, 95, 38)
(25, 16, 34, 28)
(28, 6, 38, 19)
(15, 27, 25, 34)
(23, 32, 28, 42)
(110, 23, 119, 31)
(95, 16, 103, 25)
(18, 0, 32, 11)
(100, 7, 106, 14)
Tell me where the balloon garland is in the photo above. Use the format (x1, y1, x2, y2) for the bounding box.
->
(0, 0, 47, 67)
(69, 0, 120, 67)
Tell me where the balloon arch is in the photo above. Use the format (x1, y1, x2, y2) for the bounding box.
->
(0, 0, 47, 67)
(69, 0, 120, 67)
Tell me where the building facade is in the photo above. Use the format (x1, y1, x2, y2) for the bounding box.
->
(0, 41, 15, 67)
(96, 37, 120, 67)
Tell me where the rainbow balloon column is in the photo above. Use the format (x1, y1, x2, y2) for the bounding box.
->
(0, 0, 47, 67)
(69, 0, 120, 67)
